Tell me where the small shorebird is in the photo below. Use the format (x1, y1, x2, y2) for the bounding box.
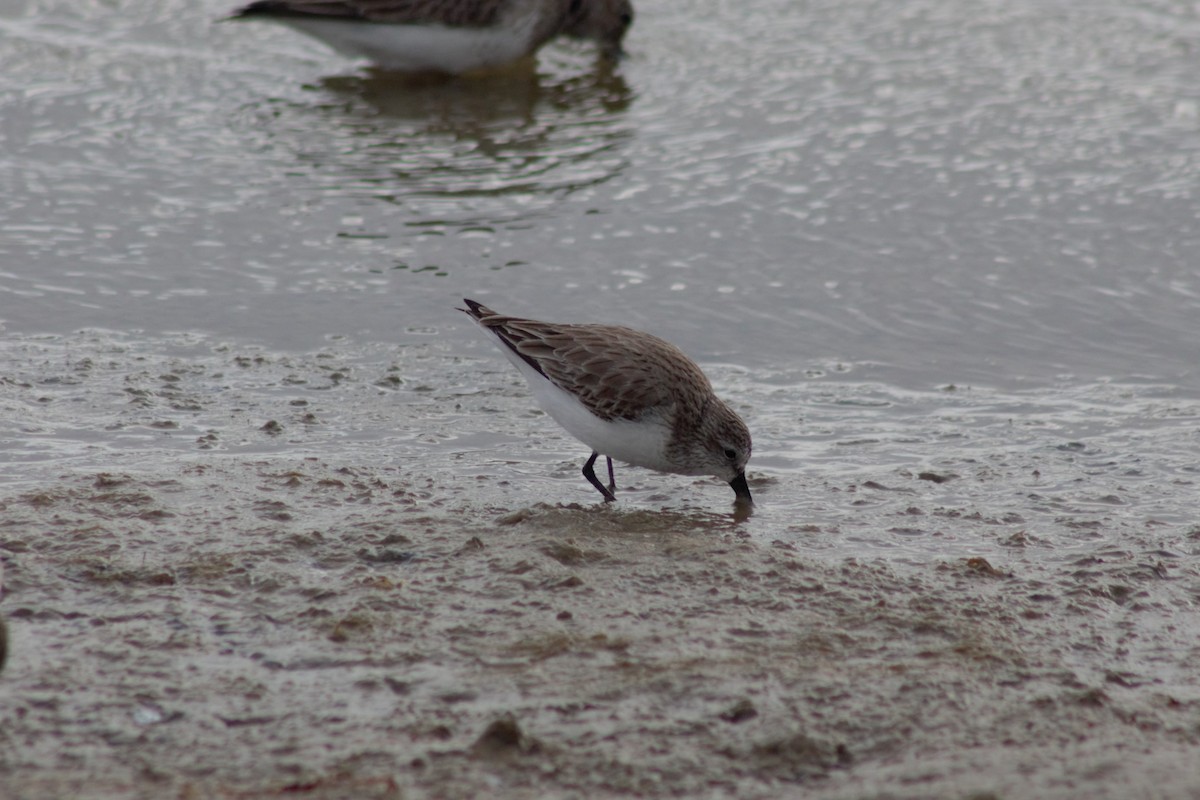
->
(229, 0, 634, 74)
(461, 299, 753, 505)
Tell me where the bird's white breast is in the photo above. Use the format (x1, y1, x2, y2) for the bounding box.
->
(530, 377, 676, 472)
(281, 17, 539, 73)
(481, 328, 678, 472)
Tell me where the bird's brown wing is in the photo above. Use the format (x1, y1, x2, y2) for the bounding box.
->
(462, 300, 710, 422)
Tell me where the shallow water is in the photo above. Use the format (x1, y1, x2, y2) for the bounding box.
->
(4, 0, 1198, 386)
(2, 0, 1200, 797)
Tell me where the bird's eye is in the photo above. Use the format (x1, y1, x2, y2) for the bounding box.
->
(723, 448, 737, 461)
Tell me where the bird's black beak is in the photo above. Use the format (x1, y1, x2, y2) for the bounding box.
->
(602, 44, 628, 61)
(730, 471, 753, 504)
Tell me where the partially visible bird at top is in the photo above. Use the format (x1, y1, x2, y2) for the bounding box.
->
(228, 0, 634, 75)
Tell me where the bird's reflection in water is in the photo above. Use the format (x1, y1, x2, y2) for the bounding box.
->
(277, 53, 635, 201)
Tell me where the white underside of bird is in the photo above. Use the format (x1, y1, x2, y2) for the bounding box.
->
(274, 15, 539, 72)
(476, 324, 679, 473)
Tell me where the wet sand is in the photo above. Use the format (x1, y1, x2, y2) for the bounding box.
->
(3, 463, 1198, 799)
(2, 337, 1198, 800)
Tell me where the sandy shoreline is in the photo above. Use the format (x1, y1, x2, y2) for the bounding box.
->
(2, 454, 1197, 799)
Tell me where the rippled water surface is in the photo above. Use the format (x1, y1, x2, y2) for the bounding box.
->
(4, 0, 1198, 384)
(2, 0, 1199, 797)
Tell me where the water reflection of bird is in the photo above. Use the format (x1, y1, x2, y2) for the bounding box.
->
(229, 0, 634, 75)
(316, 57, 631, 127)
(278, 64, 634, 200)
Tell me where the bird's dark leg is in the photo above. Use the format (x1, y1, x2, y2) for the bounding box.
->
(606, 456, 617, 494)
(583, 451, 617, 502)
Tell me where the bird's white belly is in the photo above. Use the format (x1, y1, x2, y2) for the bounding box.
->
(282, 19, 537, 73)
(530, 378, 676, 472)
(480, 329, 677, 472)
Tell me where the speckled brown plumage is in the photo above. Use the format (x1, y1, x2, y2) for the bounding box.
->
(468, 311, 709, 423)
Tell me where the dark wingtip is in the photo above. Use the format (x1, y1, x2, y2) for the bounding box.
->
(730, 471, 753, 504)
(460, 298, 486, 319)
(228, 2, 276, 19)
(228, 2, 327, 20)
